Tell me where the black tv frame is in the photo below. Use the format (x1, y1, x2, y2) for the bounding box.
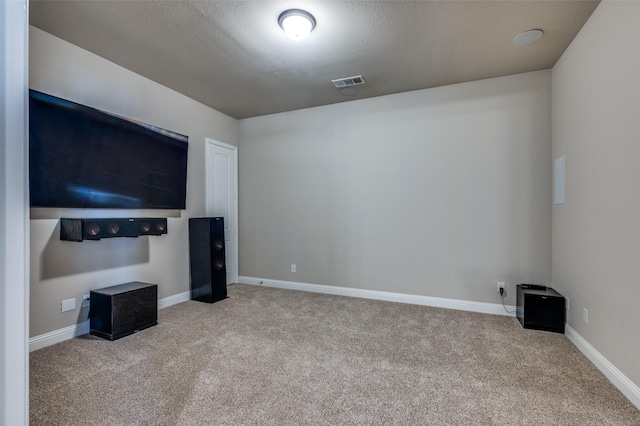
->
(29, 89, 189, 210)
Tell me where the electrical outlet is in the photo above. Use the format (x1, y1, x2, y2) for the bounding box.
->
(497, 282, 505, 294)
(82, 294, 90, 308)
(61, 298, 76, 312)
(583, 308, 589, 324)
(291, 264, 296, 273)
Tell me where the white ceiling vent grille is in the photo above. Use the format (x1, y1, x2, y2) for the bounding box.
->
(331, 75, 366, 88)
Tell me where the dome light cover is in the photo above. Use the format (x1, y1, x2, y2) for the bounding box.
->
(279, 9, 316, 41)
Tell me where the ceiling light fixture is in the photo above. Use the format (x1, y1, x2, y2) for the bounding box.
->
(513, 29, 544, 45)
(278, 9, 316, 41)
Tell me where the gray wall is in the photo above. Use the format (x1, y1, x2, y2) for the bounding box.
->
(552, 1, 640, 386)
(29, 27, 239, 337)
(239, 71, 552, 305)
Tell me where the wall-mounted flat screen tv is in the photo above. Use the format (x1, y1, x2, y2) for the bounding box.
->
(29, 89, 188, 209)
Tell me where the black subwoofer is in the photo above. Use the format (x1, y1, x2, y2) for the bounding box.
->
(516, 284, 565, 333)
(189, 217, 227, 303)
(90, 282, 158, 340)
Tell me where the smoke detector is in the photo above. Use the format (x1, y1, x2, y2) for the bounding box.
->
(331, 75, 366, 88)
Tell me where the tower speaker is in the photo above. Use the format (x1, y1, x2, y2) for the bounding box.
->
(189, 217, 227, 303)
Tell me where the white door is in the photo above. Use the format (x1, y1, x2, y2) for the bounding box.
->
(205, 139, 238, 284)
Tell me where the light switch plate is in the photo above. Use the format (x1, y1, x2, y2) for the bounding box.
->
(61, 298, 76, 312)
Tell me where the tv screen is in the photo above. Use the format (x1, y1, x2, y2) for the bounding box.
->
(29, 90, 188, 209)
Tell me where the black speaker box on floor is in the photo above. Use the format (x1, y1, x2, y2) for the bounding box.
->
(516, 284, 566, 333)
(189, 217, 227, 303)
(60, 218, 167, 241)
(90, 282, 158, 340)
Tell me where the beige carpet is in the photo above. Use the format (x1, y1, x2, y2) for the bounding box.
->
(31, 284, 640, 425)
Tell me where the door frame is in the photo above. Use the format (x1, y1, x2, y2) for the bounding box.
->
(205, 138, 239, 284)
(1, 0, 30, 423)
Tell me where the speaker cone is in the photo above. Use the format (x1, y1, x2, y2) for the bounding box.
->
(107, 223, 120, 235)
(86, 223, 100, 236)
(155, 222, 166, 232)
(140, 222, 151, 233)
(213, 259, 225, 270)
(213, 240, 223, 250)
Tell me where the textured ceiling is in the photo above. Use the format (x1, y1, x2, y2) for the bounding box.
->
(29, 1, 599, 119)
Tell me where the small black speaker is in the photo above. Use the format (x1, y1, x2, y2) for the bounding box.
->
(516, 284, 566, 333)
(189, 217, 227, 303)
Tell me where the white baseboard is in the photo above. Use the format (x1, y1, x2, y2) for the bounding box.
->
(239, 276, 516, 317)
(29, 321, 91, 352)
(157, 290, 190, 310)
(565, 324, 640, 410)
(29, 290, 190, 352)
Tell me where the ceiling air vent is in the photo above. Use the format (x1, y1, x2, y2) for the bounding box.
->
(331, 75, 366, 88)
